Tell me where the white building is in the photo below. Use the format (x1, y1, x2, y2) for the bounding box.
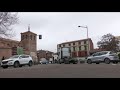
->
(52, 53, 58, 61)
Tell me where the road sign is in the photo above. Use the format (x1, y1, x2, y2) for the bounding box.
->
(17, 47, 24, 55)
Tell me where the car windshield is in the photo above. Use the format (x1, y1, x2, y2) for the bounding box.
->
(110, 51, 116, 54)
(9, 55, 19, 59)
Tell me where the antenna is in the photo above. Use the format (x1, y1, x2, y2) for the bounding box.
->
(28, 24, 30, 31)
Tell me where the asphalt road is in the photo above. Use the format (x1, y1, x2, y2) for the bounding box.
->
(0, 63, 120, 78)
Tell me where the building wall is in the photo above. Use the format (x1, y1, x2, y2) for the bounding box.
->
(20, 31, 37, 62)
(21, 31, 37, 54)
(0, 31, 38, 61)
(57, 38, 94, 58)
(37, 50, 53, 61)
(0, 47, 12, 61)
(0, 38, 19, 59)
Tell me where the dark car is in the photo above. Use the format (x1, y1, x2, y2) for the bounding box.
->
(69, 58, 78, 64)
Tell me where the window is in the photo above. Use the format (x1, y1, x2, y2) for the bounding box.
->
(79, 46, 81, 51)
(73, 47, 75, 51)
(24, 55, 29, 58)
(34, 36, 36, 40)
(93, 53, 99, 56)
(73, 42, 75, 45)
(26, 35, 28, 39)
(109, 51, 115, 54)
(59, 44, 61, 47)
(63, 44, 65, 47)
(84, 40, 86, 44)
(84, 45, 87, 50)
(85, 51, 87, 56)
(79, 42, 81, 45)
(7, 44, 10, 46)
(69, 43, 71, 46)
(30, 35, 32, 40)
(69, 48, 71, 52)
(20, 55, 26, 58)
(22, 35, 24, 40)
(101, 51, 108, 55)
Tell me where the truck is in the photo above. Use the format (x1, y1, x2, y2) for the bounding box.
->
(58, 47, 78, 64)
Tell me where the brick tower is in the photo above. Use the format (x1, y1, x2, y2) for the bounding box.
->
(20, 25, 37, 63)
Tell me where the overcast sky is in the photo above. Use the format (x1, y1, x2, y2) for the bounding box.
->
(11, 12, 120, 52)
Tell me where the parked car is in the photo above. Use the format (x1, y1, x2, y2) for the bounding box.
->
(39, 58, 48, 64)
(87, 51, 120, 64)
(1, 54, 33, 69)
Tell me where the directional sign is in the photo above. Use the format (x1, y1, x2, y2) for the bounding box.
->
(17, 47, 24, 55)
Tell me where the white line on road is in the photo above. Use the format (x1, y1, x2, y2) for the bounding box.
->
(112, 64, 117, 65)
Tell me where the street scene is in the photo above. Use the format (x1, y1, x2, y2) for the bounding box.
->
(1, 12, 120, 78)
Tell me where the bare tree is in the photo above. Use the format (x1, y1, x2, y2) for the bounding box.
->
(0, 12, 19, 38)
(97, 33, 119, 52)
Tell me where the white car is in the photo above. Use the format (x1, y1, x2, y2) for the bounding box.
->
(1, 55, 33, 69)
(87, 51, 120, 64)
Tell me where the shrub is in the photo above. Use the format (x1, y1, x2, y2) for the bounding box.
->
(118, 53, 120, 59)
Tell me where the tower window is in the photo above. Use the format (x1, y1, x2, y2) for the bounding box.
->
(22, 35, 24, 40)
(30, 35, 32, 40)
(26, 35, 28, 39)
(7, 44, 10, 46)
(34, 36, 36, 40)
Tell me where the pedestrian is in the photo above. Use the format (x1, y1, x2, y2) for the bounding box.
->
(2, 56, 5, 60)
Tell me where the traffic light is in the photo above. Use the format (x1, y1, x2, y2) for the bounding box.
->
(39, 35, 42, 39)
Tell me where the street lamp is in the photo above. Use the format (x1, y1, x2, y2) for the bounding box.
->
(78, 25, 89, 56)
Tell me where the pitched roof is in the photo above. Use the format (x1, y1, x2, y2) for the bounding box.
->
(21, 31, 37, 35)
(37, 50, 54, 53)
(58, 38, 92, 45)
(0, 38, 19, 43)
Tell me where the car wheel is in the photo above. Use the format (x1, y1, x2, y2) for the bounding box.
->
(116, 62, 118, 64)
(28, 61, 33, 67)
(104, 58, 110, 64)
(14, 61, 20, 68)
(87, 59, 92, 64)
(2, 66, 8, 69)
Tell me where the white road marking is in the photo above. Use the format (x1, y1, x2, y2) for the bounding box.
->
(112, 64, 117, 65)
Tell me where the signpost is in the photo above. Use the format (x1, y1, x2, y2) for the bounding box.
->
(17, 47, 24, 55)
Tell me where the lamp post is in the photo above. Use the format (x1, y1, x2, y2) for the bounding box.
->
(78, 25, 89, 56)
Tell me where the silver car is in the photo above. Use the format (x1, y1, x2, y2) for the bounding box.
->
(87, 51, 120, 64)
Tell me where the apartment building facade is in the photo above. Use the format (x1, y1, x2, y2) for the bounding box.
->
(57, 38, 94, 58)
